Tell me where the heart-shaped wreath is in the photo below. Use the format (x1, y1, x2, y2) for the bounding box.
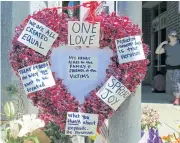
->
(9, 2, 149, 132)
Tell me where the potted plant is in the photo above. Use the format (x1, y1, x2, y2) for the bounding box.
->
(140, 106, 163, 143)
(141, 106, 161, 131)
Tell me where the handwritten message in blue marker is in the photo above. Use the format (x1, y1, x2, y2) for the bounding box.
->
(115, 36, 145, 64)
(68, 56, 97, 80)
(18, 18, 58, 56)
(18, 62, 55, 94)
(65, 112, 98, 136)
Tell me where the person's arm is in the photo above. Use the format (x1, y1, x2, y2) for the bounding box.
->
(155, 41, 168, 54)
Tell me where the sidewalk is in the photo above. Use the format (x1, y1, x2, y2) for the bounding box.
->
(141, 85, 180, 136)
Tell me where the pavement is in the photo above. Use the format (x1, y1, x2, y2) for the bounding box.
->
(141, 85, 180, 137)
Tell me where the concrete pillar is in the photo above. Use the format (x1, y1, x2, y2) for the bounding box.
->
(108, 2, 142, 143)
(11, 1, 48, 115)
(1, 2, 14, 120)
(0, 1, 2, 116)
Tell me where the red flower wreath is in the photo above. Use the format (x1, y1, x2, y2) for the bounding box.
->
(9, 4, 149, 132)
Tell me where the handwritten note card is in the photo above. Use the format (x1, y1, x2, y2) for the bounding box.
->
(115, 36, 145, 64)
(68, 56, 97, 80)
(18, 62, 55, 94)
(68, 21, 100, 47)
(18, 18, 58, 56)
(96, 76, 131, 110)
(65, 112, 98, 136)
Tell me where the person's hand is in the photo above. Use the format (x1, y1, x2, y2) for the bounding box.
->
(161, 41, 168, 45)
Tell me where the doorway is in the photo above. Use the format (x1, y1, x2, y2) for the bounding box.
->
(152, 28, 166, 79)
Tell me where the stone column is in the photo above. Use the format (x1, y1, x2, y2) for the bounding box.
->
(108, 2, 142, 143)
(11, 1, 49, 115)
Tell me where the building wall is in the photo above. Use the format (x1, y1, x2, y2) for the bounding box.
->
(167, 1, 180, 36)
(142, 8, 152, 47)
(142, 1, 180, 92)
(142, 8, 152, 84)
(1, 2, 14, 106)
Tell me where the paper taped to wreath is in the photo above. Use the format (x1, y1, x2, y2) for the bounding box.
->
(68, 21, 100, 47)
(96, 76, 131, 110)
(18, 61, 55, 94)
(18, 18, 58, 56)
(115, 35, 145, 64)
(65, 112, 98, 136)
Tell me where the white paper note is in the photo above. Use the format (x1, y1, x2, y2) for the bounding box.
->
(18, 18, 58, 56)
(18, 61, 55, 94)
(115, 35, 145, 64)
(96, 76, 131, 110)
(65, 112, 98, 136)
(68, 21, 100, 47)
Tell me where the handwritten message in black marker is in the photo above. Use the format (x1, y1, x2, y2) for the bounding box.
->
(18, 62, 55, 94)
(68, 56, 97, 80)
(65, 112, 98, 136)
(115, 36, 145, 64)
(18, 18, 58, 56)
(68, 21, 100, 47)
(96, 76, 131, 110)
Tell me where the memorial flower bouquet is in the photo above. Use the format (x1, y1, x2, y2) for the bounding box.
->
(141, 128, 163, 143)
(141, 106, 161, 131)
(161, 123, 180, 143)
(1, 114, 47, 143)
(161, 134, 180, 143)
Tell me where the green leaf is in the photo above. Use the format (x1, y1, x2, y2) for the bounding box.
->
(4, 102, 11, 117)
(3, 101, 15, 119)
(9, 102, 15, 117)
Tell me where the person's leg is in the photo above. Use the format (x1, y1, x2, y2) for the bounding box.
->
(173, 92, 180, 105)
(172, 70, 180, 105)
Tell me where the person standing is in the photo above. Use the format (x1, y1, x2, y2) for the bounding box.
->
(155, 30, 180, 105)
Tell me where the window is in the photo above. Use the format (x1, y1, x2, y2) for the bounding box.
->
(161, 28, 166, 42)
(160, 2, 167, 14)
(160, 28, 166, 65)
(153, 6, 159, 18)
(62, 1, 80, 17)
(62, 1, 69, 15)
